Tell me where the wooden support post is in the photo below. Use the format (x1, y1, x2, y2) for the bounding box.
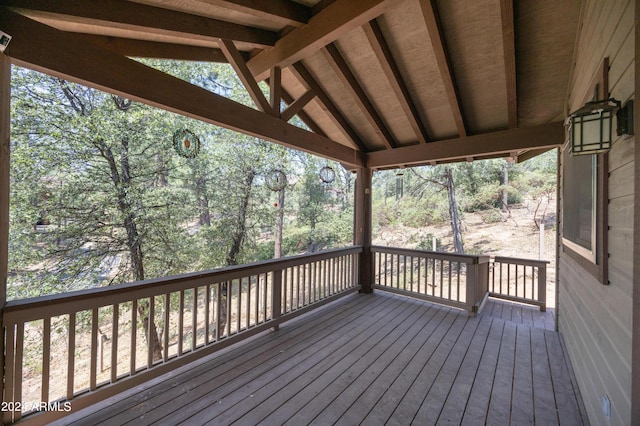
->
(0, 54, 10, 407)
(537, 264, 547, 312)
(354, 168, 373, 293)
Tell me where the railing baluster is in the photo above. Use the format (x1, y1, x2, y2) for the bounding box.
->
(192, 289, 198, 349)
(131, 300, 137, 375)
(178, 291, 184, 355)
(67, 314, 75, 400)
(112, 304, 119, 382)
(148, 296, 155, 367)
(204, 287, 210, 345)
(236, 280, 241, 334)
(42, 316, 51, 403)
(90, 308, 98, 390)
(14, 323, 24, 422)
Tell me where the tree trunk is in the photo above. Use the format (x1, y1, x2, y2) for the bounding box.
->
(96, 135, 163, 361)
(196, 176, 211, 226)
(218, 167, 255, 338)
(502, 161, 509, 211)
(445, 168, 464, 254)
(274, 187, 285, 259)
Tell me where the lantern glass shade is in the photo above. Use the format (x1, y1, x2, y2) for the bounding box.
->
(570, 99, 619, 156)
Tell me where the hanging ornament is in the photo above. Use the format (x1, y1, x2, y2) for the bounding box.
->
(319, 165, 335, 184)
(266, 169, 287, 191)
(173, 129, 201, 158)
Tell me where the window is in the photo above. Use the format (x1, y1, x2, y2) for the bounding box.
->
(561, 143, 608, 284)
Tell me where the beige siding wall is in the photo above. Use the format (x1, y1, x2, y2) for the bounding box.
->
(559, 1, 635, 425)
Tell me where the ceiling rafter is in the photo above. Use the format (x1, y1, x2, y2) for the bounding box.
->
(363, 19, 431, 144)
(220, 39, 274, 114)
(279, 88, 326, 136)
(366, 122, 564, 168)
(419, 0, 468, 137)
(247, 0, 395, 81)
(80, 35, 235, 62)
(281, 90, 316, 122)
(5, 0, 277, 49)
(322, 43, 396, 150)
(500, 0, 518, 128)
(0, 8, 363, 167)
(205, 0, 311, 27)
(290, 62, 367, 152)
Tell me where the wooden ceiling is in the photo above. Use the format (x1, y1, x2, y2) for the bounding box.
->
(0, 0, 580, 169)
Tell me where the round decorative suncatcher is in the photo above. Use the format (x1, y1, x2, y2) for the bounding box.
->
(266, 169, 287, 191)
(173, 129, 201, 158)
(319, 165, 335, 184)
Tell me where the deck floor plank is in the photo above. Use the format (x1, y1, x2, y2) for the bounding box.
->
(48, 292, 584, 426)
(180, 296, 413, 425)
(229, 298, 428, 425)
(460, 318, 504, 425)
(531, 327, 560, 426)
(276, 302, 442, 425)
(486, 320, 518, 425)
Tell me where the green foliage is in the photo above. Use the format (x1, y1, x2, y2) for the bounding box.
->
(8, 63, 355, 300)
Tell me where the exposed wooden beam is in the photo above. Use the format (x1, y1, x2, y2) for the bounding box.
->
(279, 88, 326, 136)
(363, 19, 431, 144)
(322, 43, 396, 149)
(6, 0, 277, 48)
(0, 9, 362, 167)
(366, 122, 564, 168)
(205, 0, 311, 27)
(500, 0, 517, 128)
(419, 0, 467, 137)
(290, 62, 367, 152)
(81, 35, 235, 62)
(516, 148, 553, 163)
(270, 67, 282, 117)
(247, 0, 395, 81)
(220, 39, 273, 114)
(281, 90, 315, 122)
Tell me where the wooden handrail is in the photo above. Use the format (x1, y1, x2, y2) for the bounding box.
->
(4, 246, 363, 323)
(2, 246, 362, 424)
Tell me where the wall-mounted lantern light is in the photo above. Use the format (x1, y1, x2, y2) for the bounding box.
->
(569, 98, 620, 155)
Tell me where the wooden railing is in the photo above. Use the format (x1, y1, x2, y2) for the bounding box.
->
(371, 246, 489, 314)
(2, 246, 362, 424)
(488, 256, 549, 311)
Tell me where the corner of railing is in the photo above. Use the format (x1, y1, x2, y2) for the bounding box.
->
(538, 262, 547, 312)
(466, 254, 491, 316)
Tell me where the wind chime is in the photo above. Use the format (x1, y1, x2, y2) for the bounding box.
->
(319, 165, 335, 193)
(172, 128, 201, 158)
(266, 169, 287, 207)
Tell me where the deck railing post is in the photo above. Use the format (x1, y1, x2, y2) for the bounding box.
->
(538, 263, 547, 312)
(354, 167, 373, 293)
(272, 268, 282, 331)
(1, 52, 11, 413)
(467, 256, 490, 316)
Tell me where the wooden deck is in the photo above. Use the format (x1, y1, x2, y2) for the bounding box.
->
(50, 291, 585, 425)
